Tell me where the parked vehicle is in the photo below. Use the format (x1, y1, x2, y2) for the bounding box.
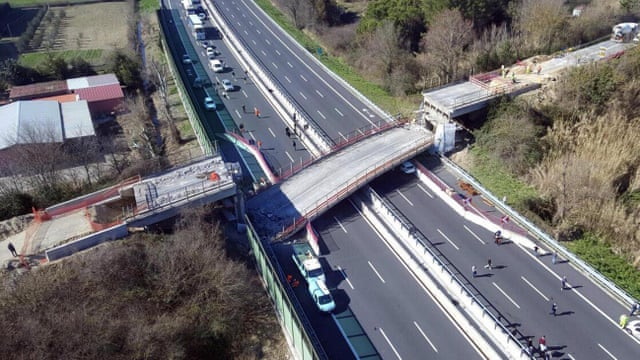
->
(400, 161, 416, 174)
(308, 279, 335, 313)
(291, 242, 325, 283)
(204, 96, 216, 110)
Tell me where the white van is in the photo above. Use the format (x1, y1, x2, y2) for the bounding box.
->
(210, 59, 224, 73)
(308, 279, 335, 313)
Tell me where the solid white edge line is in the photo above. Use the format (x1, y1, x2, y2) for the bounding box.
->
(379, 327, 402, 360)
(414, 321, 438, 353)
(521, 276, 549, 302)
(437, 228, 460, 250)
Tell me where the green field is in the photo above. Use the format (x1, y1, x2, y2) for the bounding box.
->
(3, 0, 91, 6)
(19, 48, 103, 67)
(139, 0, 160, 12)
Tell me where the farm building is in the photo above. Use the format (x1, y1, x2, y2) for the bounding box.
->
(8, 74, 124, 117)
(0, 100, 95, 151)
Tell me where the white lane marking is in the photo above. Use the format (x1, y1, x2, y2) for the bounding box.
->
(261, 50, 267, 56)
(317, 110, 326, 119)
(267, 127, 275, 137)
(379, 328, 401, 360)
(414, 321, 438, 353)
(437, 229, 459, 250)
(248, 20, 253, 25)
(315, 89, 324, 98)
(334, 216, 347, 233)
(521, 276, 549, 301)
(237, 21, 241, 26)
(265, 39, 271, 45)
(417, 183, 433, 198)
(243, 29, 248, 35)
(463, 225, 486, 245)
(287, 61, 293, 68)
(256, 29, 261, 34)
(368, 261, 385, 284)
(248, 131, 256, 141)
(514, 240, 640, 345)
(299, 92, 307, 100)
(284, 76, 291, 83)
(338, 131, 347, 141)
(598, 344, 618, 360)
(285, 151, 294, 162)
(251, 39, 256, 45)
(272, 62, 278, 69)
(275, 49, 281, 56)
(335, 108, 344, 117)
(337, 265, 354, 289)
(234, 109, 242, 118)
(300, 74, 307, 82)
(493, 282, 521, 309)
(241, 90, 248, 98)
(347, 199, 486, 358)
(396, 189, 413, 206)
(567, 354, 576, 360)
(242, 2, 378, 126)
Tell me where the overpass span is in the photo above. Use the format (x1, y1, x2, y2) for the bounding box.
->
(247, 124, 433, 240)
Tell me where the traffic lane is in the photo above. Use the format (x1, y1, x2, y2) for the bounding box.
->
(271, 242, 357, 360)
(372, 174, 640, 358)
(214, 0, 382, 137)
(175, 0, 310, 170)
(316, 200, 484, 360)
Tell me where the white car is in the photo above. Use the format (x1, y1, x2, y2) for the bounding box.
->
(400, 161, 416, 174)
(308, 279, 335, 313)
(221, 79, 234, 91)
(204, 97, 216, 110)
(206, 47, 215, 56)
(210, 59, 223, 72)
(181, 54, 191, 64)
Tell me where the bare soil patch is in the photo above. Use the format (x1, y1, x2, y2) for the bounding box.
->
(55, 2, 130, 51)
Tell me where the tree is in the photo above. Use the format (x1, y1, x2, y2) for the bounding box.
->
(149, 59, 181, 145)
(511, 0, 568, 53)
(108, 50, 142, 89)
(420, 8, 475, 83)
(450, 0, 512, 30)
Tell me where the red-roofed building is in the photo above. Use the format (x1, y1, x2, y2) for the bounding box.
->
(38, 93, 80, 103)
(74, 83, 124, 116)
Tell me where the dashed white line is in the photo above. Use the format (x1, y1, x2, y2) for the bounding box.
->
(437, 229, 459, 250)
(275, 49, 281, 56)
(248, 131, 256, 141)
(243, 29, 248, 35)
(248, 21, 253, 26)
(267, 127, 276, 137)
(417, 183, 433, 198)
(368, 261, 385, 284)
(567, 354, 576, 360)
(234, 109, 242, 118)
(598, 344, 618, 360)
(337, 265, 354, 289)
(300, 74, 307, 82)
(335, 108, 344, 117)
(317, 110, 326, 119)
(241, 90, 248, 98)
(265, 39, 271, 45)
(521, 276, 549, 301)
(287, 61, 293, 68)
(256, 29, 261, 34)
(493, 282, 520, 309)
(272, 62, 278, 69)
(285, 151, 294, 162)
(299, 92, 307, 100)
(251, 39, 256, 45)
(334, 216, 347, 233)
(396, 189, 413, 206)
(261, 50, 267, 56)
(463, 225, 486, 245)
(414, 321, 438, 353)
(315, 89, 324, 98)
(284, 76, 291, 83)
(379, 328, 401, 360)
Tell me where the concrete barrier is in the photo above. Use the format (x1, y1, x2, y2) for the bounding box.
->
(45, 224, 128, 262)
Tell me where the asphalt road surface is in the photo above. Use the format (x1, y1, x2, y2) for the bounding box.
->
(370, 159, 640, 360)
(275, 199, 486, 359)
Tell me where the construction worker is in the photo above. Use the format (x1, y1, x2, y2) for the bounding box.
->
(292, 278, 300, 288)
(286, 274, 293, 283)
(561, 276, 567, 291)
(472, 265, 477, 278)
(551, 302, 557, 316)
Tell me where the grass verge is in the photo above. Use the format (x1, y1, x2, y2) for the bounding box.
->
(252, 0, 416, 116)
(18, 49, 103, 67)
(139, 0, 160, 12)
(565, 234, 640, 299)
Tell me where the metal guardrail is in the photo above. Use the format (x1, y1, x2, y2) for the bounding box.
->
(439, 156, 638, 306)
(366, 186, 532, 358)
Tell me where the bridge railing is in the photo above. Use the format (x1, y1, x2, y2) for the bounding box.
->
(439, 156, 639, 307)
(274, 130, 434, 240)
(245, 216, 328, 360)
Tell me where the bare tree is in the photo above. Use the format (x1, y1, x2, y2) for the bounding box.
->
(420, 9, 474, 83)
(511, 0, 568, 53)
(149, 58, 180, 145)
